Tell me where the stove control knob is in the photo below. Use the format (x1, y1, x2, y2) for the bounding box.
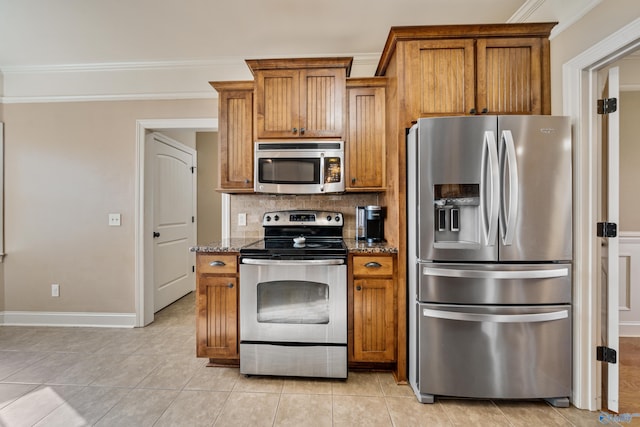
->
(326, 215, 332, 222)
(274, 215, 280, 222)
(265, 215, 272, 222)
(335, 215, 341, 223)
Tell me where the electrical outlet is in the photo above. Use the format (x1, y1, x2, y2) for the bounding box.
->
(238, 213, 247, 227)
(108, 213, 121, 226)
(51, 284, 60, 297)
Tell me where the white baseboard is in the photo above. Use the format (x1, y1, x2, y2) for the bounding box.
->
(0, 311, 136, 328)
(620, 321, 640, 337)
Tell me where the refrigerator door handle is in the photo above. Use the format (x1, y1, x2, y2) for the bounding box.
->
(481, 131, 500, 246)
(422, 266, 569, 279)
(500, 130, 519, 246)
(422, 308, 569, 323)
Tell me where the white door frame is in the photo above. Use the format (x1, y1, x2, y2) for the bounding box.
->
(563, 17, 640, 411)
(135, 118, 228, 327)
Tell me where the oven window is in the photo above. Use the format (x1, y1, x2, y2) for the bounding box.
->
(258, 158, 319, 184)
(256, 280, 329, 324)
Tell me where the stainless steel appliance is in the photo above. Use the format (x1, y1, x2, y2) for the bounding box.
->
(407, 115, 572, 406)
(239, 210, 348, 379)
(254, 141, 344, 194)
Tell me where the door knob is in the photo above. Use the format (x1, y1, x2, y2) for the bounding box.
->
(153, 232, 160, 238)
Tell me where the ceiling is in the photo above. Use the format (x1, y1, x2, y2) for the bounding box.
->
(0, 0, 604, 100)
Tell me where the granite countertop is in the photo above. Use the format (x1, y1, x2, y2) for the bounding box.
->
(191, 238, 398, 254)
(190, 238, 260, 253)
(344, 239, 398, 254)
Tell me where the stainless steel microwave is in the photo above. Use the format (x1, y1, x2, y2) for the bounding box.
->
(254, 141, 344, 194)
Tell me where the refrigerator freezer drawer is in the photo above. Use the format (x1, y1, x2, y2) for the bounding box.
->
(417, 303, 571, 400)
(419, 263, 571, 305)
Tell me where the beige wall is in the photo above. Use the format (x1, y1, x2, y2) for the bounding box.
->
(550, 0, 640, 114)
(196, 132, 222, 244)
(2, 99, 215, 313)
(620, 91, 640, 231)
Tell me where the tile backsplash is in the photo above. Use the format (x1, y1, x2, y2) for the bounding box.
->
(230, 193, 380, 239)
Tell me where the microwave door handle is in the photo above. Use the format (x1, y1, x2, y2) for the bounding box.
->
(500, 130, 519, 246)
(319, 153, 325, 192)
(481, 131, 499, 246)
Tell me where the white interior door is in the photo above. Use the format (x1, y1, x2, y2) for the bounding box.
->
(148, 133, 196, 312)
(599, 66, 620, 414)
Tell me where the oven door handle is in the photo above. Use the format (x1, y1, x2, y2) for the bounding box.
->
(241, 258, 345, 266)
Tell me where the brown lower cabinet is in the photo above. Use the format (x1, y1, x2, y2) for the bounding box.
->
(195, 251, 399, 373)
(196, 253, 239, 365)
(349, 254, 397, 365)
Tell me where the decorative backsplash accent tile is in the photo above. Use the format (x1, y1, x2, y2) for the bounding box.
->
(230, 193, 380, 239)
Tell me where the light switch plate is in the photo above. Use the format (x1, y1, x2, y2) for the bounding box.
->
(238, 213, 247, 227)
(109, 213, 121, 226)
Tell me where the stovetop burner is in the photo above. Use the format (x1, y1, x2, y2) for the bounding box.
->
(240, 210, 347, 259)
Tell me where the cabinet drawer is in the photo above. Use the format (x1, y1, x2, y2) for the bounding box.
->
(197, 254, 238, 275)
(352, 256, 393, 276)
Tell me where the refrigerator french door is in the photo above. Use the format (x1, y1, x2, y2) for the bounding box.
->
(407, 115, 572, 406)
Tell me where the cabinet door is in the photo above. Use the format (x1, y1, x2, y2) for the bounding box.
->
(196, 275, 238, 359)
(406, 39, 475, 118)
(218, 89, 254, 191)
(353, 277, 396, 362)
(255, 69, 300, 138)
(300, 68, 346, 138)
(476, 37, 543, 115)
(347, 85, 386, 190)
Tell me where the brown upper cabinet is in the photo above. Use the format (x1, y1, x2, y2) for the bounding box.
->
(346, 78, 386, 191)
(210, 81, 254, 193)
(376, 23, 555, 119)
(246, 58, 352, 139)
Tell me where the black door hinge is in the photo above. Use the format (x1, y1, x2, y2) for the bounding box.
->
(596, 346, 617, 363)
(597, 222, 617, 238)
(192, 265, 195, 273)
(191, 166, 196, 173)
(192, 216, 195, 223)
(597, 97, 617, 114)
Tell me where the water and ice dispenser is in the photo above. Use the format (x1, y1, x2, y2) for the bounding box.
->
(433, 184, 480, 248)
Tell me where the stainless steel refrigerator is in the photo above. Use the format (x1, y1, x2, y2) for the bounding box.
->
(407, 116, 572, 406)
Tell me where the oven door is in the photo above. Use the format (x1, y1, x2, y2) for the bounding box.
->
(239, 258, 347, 344)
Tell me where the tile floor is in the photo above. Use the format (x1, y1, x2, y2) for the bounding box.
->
(0, 293, 631, 426)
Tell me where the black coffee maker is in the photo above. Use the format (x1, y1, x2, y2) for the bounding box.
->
(356, 205, 385, 242)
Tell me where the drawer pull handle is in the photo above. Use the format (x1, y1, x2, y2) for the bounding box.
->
(356, 285, 362, 291)
(364, 262, 382, 268)
(228, 283, 234, 289)
(209, 261, 226, 267)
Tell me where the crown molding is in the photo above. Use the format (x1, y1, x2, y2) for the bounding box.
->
(508, 0, 602, 40)
(0, 54, 380, 104)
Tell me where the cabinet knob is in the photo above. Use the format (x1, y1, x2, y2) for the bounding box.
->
(153, 232, 160, 238)
(469, 108, 477, 115)
(292, 127, 298, 134)
(244, 178, 250, 184)
(481, 108, 488, 114)
(300, 127, 305, 135)
(351, 177, 356, 184)
(364, 262, 382, 268)
(356, 285, 362, 291)
(227, 283, 234, 288)
(209, 261, 226, 267)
